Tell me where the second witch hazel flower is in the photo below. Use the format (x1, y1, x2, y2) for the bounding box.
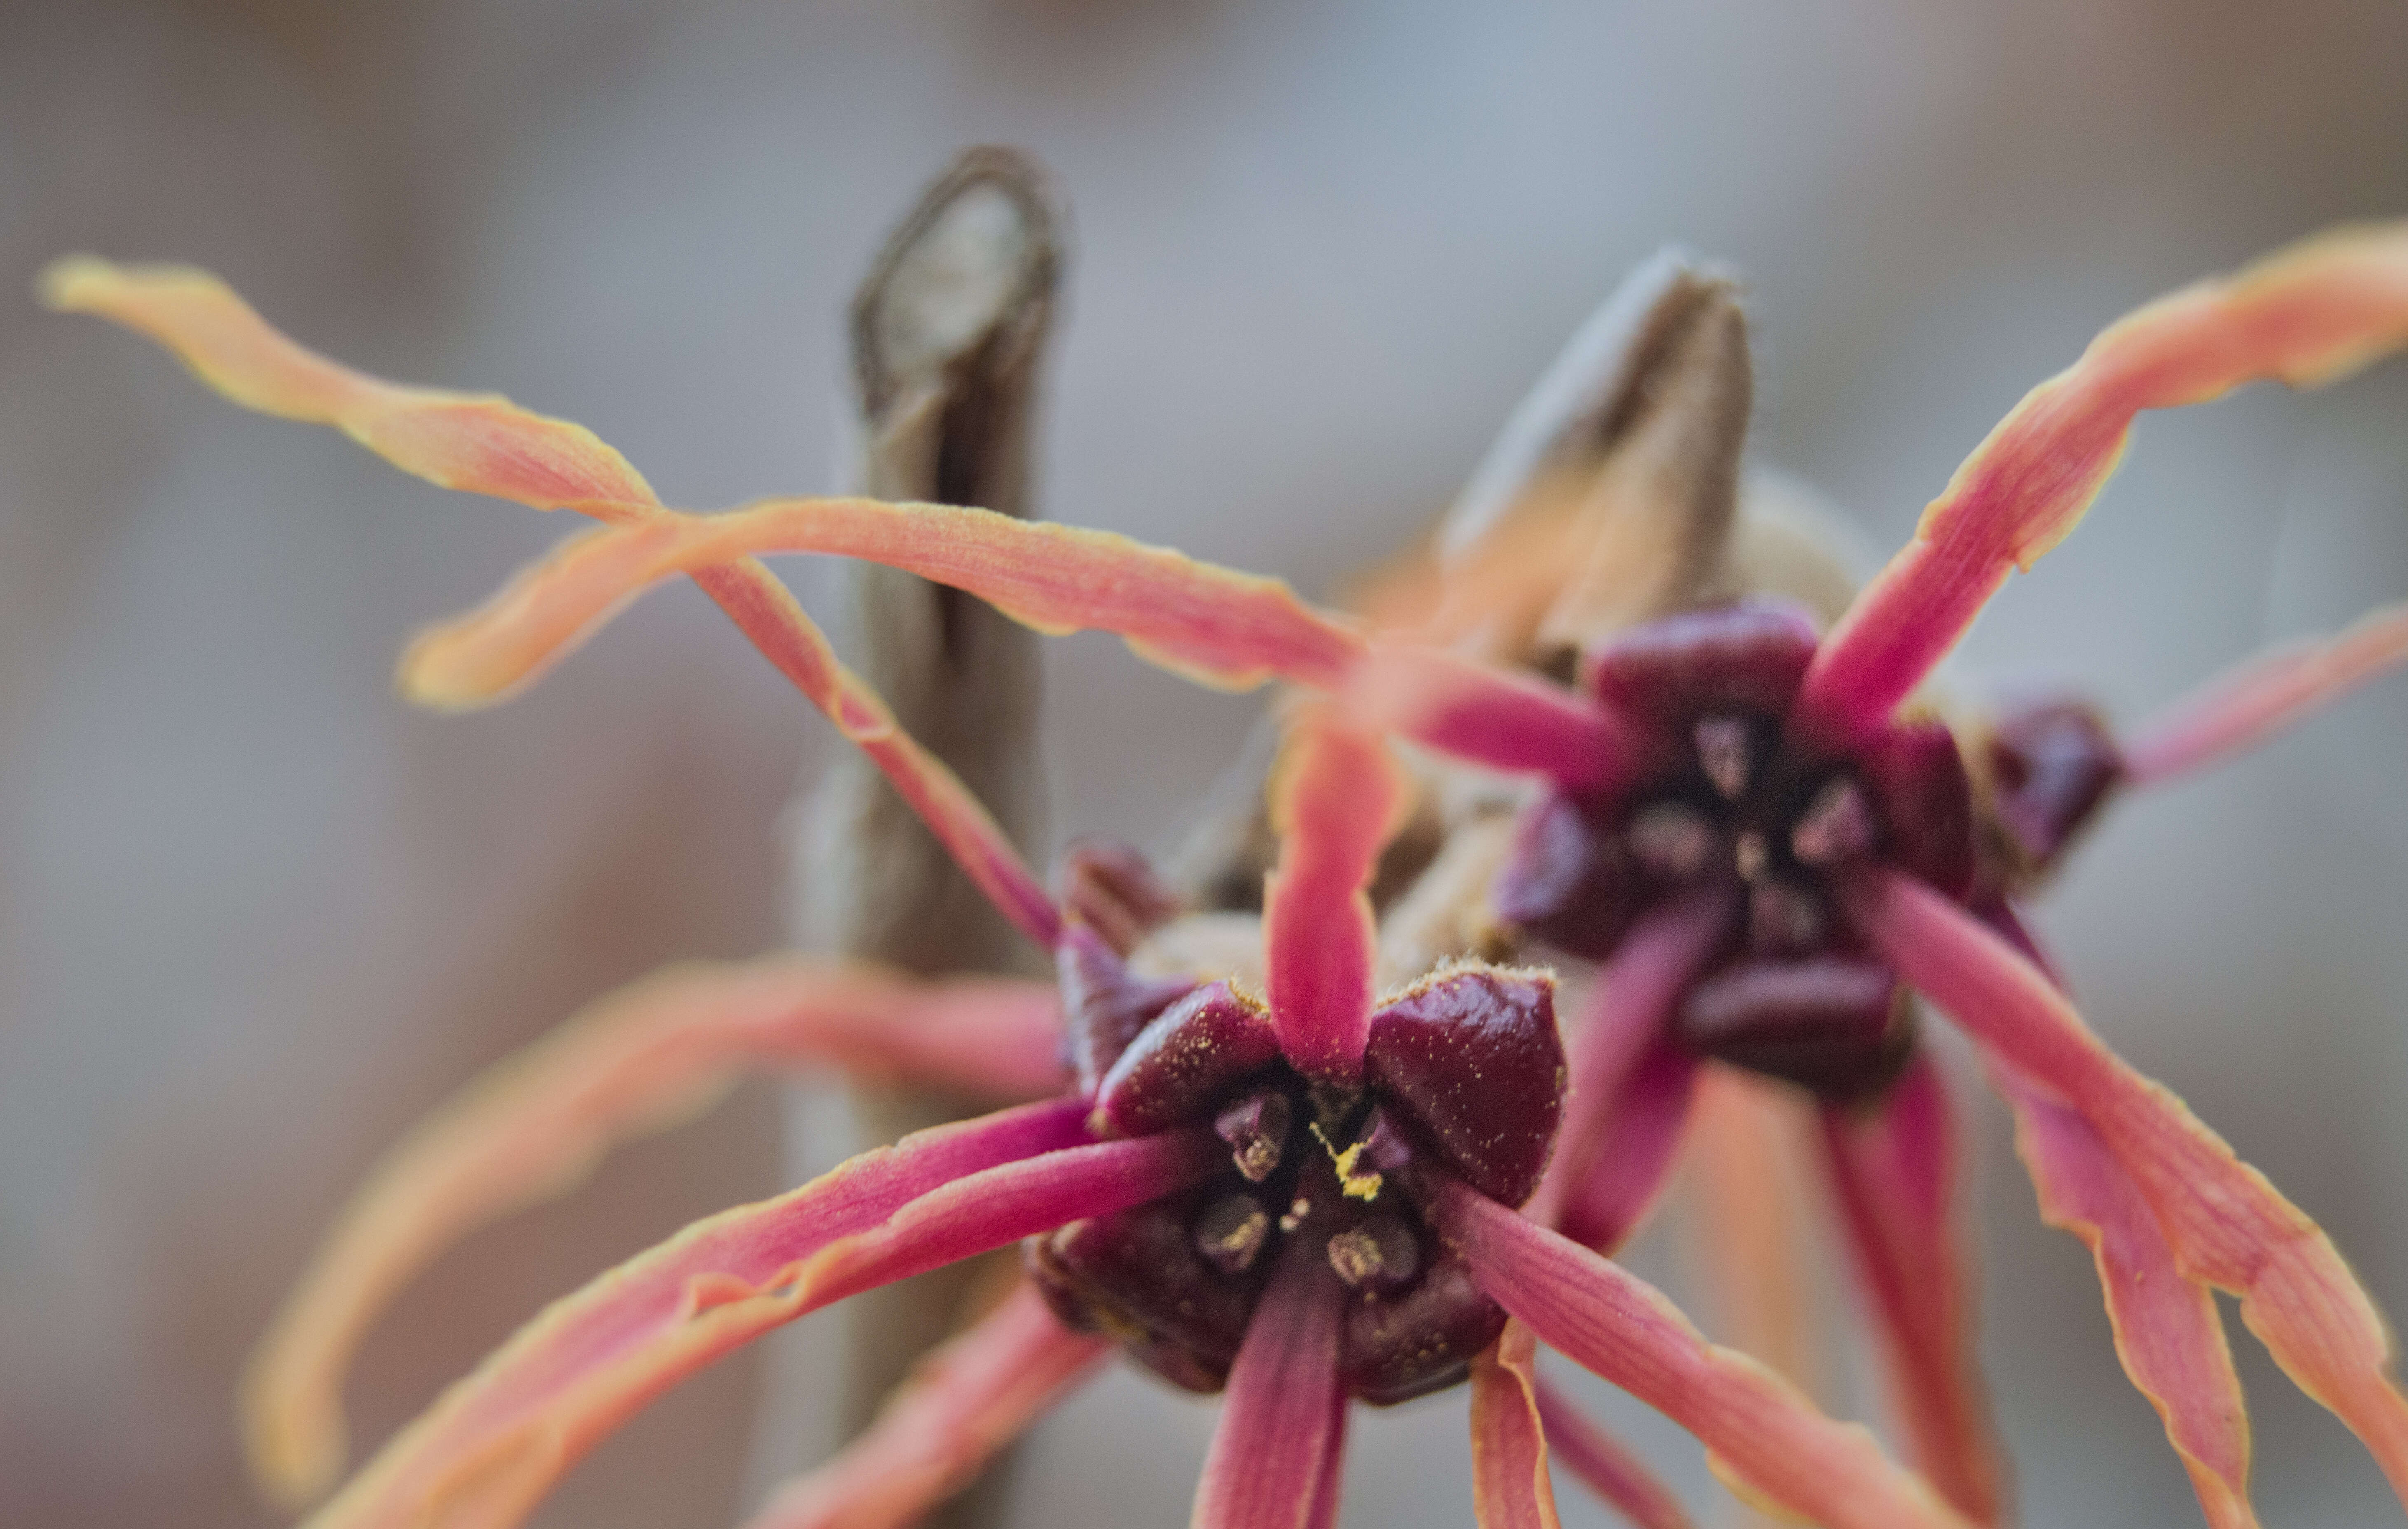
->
(60, 220, 2408, 1528)
(44, 261, 1978, 1529)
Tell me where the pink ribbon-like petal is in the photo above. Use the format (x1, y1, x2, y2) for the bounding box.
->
(40, 257, 1062, 948)
(1439, 1182, 1972, 1529)
(1818, 1051, 2005, 1525)
(1262, 714, 1401, 1081)
(1531, 891, 1732, 1247)
(1982, 904, 2260, 1529)
(1470, 1321, 1566, 1529)
(2121, 600, 2408, 786)
(2003, 1078, 2261, 1529)
(740, 1282, 1109, 1529)
(1848, 867, 2408, 1508)
(1798, 222, 2408, 741)
(1191, 1242, 1349, 1529)
(400, 495, 1368, 700)
(301, 1107, 1213, 1529)
(1530, 1375, 1696, 1529)
(392, 495, 1649, 793)
(241, 961, 1063, 1506)
(1340, 642, 1647, 792)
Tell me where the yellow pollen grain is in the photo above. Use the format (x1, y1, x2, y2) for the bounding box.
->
(1309, 1121, 1383, 1202)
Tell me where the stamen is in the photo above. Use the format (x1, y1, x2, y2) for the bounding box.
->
(1696, 715, 1753, 799)
(1215, 1092, 1292, 1182)
(1326, 1217, 1420, 1290)
(1310, 1120, 1386, 1202)
(1748, 879, 1827, 954)
(1734, 830, 1769, 883)
(1627, 801, 1718, 881)
(1195, 1195, 1274, 1276)
(1790, 776, 1874, 865)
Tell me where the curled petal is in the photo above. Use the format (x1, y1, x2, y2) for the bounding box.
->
(1848, 868, 2408, 1506)
(2121, 600, 2408, 786)
(1438, 1182, 1970, 1529)
(1818, 1052, 2004, 1525)
(1532, 890, 1732, 1247)
(1339, 643, 1650, 791)
(242, 961, 1062, 1505)
(304, 1110, 1214, 1529)
(1800, 222, 2408, 739)
(401, 495, 1369, 701)
(1263, 714, 1402, 1081)
(1470, 1321, 1564, 1529)
(1530, 1375, 1695, 1529)
(2003, 1076, 2259, 1529)
(1982, 905, 2258, 1528)
(41, 257, 1060, 947)
(740, 1283, 1108, 1529)
(39, 257, 656, 506)
(1191, 1241, 1348, 1529)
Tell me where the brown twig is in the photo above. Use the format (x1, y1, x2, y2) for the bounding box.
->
(781, 145, 1064, 1529)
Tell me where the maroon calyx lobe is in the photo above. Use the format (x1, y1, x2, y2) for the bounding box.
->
(1493, 599, 1974, 1102)
(1982, 701, 2125, 884)
(1093, 982, 1284, 1138)
(1029, 952, 1564, 1403)
(1676, 954, 1912, 1098)
(1362, 966, 1563, 1205)
(1061, 836, 1183, 956)
(1055, 922, 1199, 1094)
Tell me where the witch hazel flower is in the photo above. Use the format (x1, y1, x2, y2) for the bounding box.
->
(81, 220, 2408, 1528)
(41, 262, 1978, 1529)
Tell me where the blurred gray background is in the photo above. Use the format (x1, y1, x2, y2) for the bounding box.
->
(5, 1, 2408, 1524)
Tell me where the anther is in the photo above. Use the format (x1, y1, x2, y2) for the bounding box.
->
(1627, 801, 1718, 881)
(1279, 1198, 1311, 1233)
(1193, 1194, 1272, 1276)
(1791, 776, 1875, 866)
(1696, 715, 1753, 800)
(1215, 1092, 1291, 1182)
(1734, 830, 1769, 883)
(1748, 878, 1827, 954)
(1310, 1120, 1384, 1202)
(1326, 1216, 1420, 1291)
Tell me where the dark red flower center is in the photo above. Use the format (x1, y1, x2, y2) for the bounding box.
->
(1029, 924, 1564, 1403)
(1495, 601, 1981, 1101)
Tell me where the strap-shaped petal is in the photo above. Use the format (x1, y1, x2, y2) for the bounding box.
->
(1437, 1181, 1971, 1529)
(1531, 890, 1732, 1247)
(1687, 1071, 1820, 1412)
(400, 495, 1369, 699)
(1470, 1321, 1565, 1529)
(1550, 1041, 1695, 1259)
(2122, 599, 2408, 786)
(1818, 1052, 2004, 1525)
(41, 257, 1061, 948)
(399, 492, 1652, 788)
(740, 1282, 1108, 1529)
(242, 961, 1062, 1505)
(1262, 714, 1402, 1081)
(1191, 1241, 1348, 1529)
(1981, 904, 2259, 1528)
(302, 1107, 1214, 1529)
(1530, 1375, 1696, 1529)
(1798, 222, 2408, 739)
(2004, 1076, 2260, 1529)
(1848, 867, 2408, 1507)
(1340, 643, 1646, 791)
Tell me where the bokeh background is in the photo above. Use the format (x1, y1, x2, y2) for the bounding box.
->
(6, 2, 2408, 1525)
